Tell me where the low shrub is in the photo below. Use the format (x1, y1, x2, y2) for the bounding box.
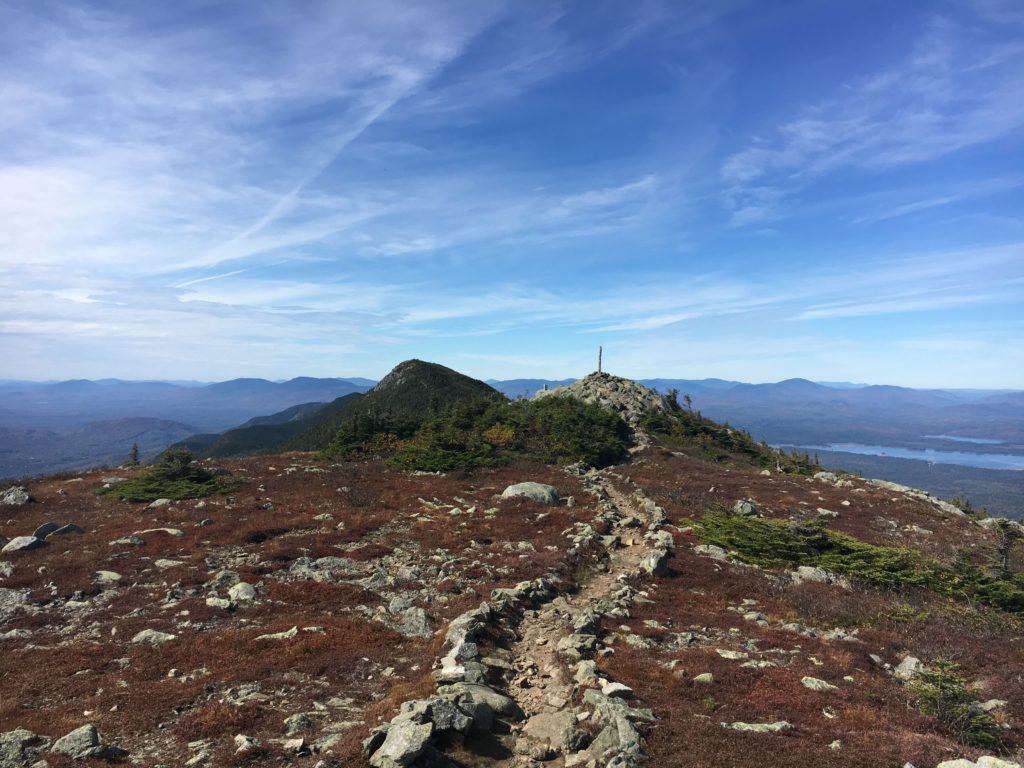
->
(910, 662, 1005, 748)
(696, 511, 1024, 614)
(641, 409, 819, 474)
(99, 449, 244, 502)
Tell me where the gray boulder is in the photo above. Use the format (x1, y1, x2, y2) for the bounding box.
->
(50, 724, 106, 759)
(368, 716, 433, 768)
(228, 582, 257, 603)
(132, 629, 176, 646)
(1, 537, 45, 555)
(501, 482, 560, 505)
(1, 727, 45, 766)
(894, 655, 923, 681)
(732, 500, 758, 516)
(397, 607, 431, 638)
(438, 682, 524, 720)
(639, 549, 669, 576)
(0, 487, 30, 506)
(32, 522, 61, 540)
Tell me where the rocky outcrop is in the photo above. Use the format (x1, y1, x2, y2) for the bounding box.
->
(534, 371, 668, 427)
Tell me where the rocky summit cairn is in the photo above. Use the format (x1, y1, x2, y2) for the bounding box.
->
(534, 371, 669, 427)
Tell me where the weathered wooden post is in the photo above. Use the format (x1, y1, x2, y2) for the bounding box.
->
(598, 346, 603, 373)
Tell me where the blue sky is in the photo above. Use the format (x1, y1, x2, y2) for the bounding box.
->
(1, 0, 1022, 387)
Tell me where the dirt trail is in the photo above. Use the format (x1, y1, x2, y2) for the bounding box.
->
(482, 468, 656, 767)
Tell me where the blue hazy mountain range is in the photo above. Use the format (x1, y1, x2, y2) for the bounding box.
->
(2, 375, 1022, 515)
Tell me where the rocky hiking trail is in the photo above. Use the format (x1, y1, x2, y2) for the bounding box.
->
(484, 470, 664, 767)
(365, 448, 674, 768)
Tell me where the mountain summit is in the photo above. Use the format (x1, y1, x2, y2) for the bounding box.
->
(534, 370, 669, 426)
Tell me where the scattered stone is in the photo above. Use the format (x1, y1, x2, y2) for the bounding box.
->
(50, 723, 124, 759)
(47, 523, 85, 538)
(109, 535, 144, 546)
(816, 507, 839, 518)
(0, 487, 30, 506)
(501, 482, 560, 505)
(132, 629, 176, 646)
(1, 537, 46, 554)
(716, 649, 748, 660)
(0, 562, 14, 578)
(1, 727, 46, 765)
(205, 597, 233, 610)
(93, 571, 122, 586)
(894, 655, 923, 681)
(234, 734, 259, 754)
(976, 699, 1008, 713)
(134, 528, 184, 537)
(693, 673, 714, 684)
(791, 565, 851, 590)
(937, 758, 1023, 768)
(801, 676, 838, 691)
(228, 582, 257, 603)
(693, 544, 730, 561)
(154, 559, 183, 569)
(639, 548, 669, 576)
(724, 721, 792, 733)
(32, 522, 61, 539)
(284, 713, 313, 736)
(368, 719, 433, 768)
(397, 607, 431, 638)
(601, 681, 633, 698)
(148, 498, 173, 508)
(255, 626, 298, 641)
(732, 500, 758, 516)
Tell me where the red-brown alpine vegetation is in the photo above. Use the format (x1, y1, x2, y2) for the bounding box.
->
(1, 367, 1021, 768)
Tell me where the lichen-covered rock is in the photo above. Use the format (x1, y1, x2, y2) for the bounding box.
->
(501, 482, 560, 505)
(1, 726, 45, 765)
(894, 655, 923, 681)
(791, 565, 851, 590)
(639, 548, 669, 576)
(0, 487, 30, 507)
(724, 721, 792, 733)
(368, 717, 433, 768)
(132, 629, 176, 646)
(801, 676, 838, 691)
(51, 724, 100, 759)
(228, 582, 257, 602)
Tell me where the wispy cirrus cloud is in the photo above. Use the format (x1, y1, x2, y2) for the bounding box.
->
(722, 11, 1024, 226)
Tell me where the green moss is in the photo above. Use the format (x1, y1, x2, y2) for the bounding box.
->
(695, 511, 1024, 614)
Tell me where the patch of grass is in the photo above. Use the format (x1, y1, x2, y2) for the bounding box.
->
(99, 449, 244, 502)
(695, 511, 1024, 614)
(910, 662, 1005, 748)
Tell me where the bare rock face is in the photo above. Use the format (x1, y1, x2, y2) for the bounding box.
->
(533, 372, 668, 427)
